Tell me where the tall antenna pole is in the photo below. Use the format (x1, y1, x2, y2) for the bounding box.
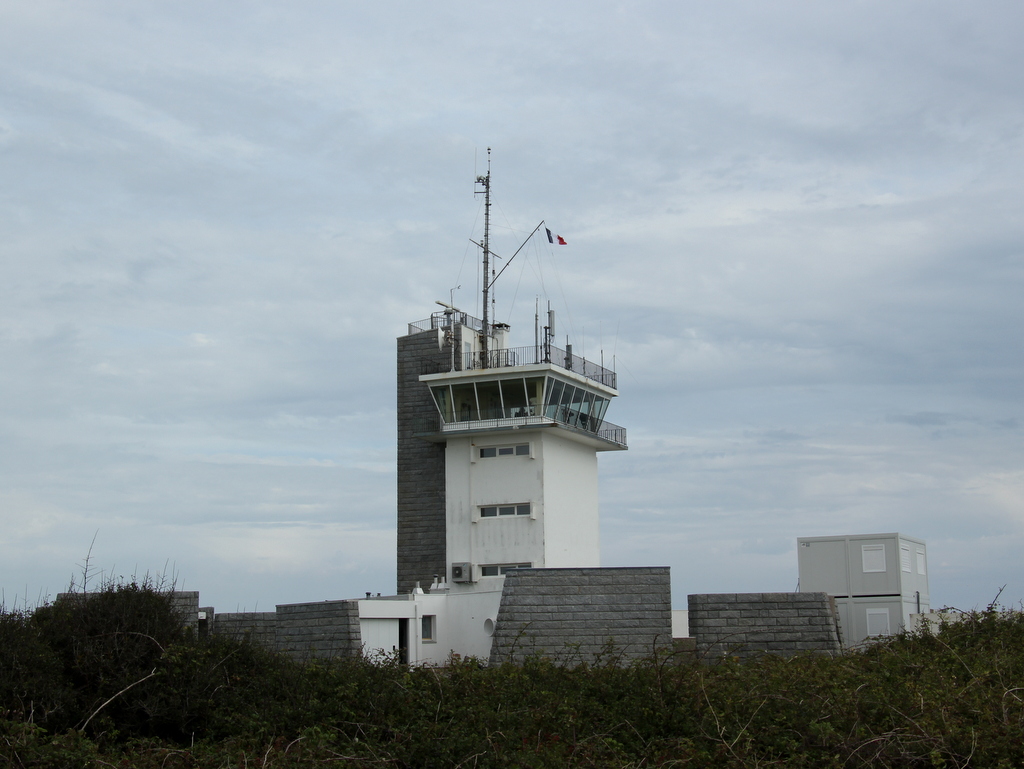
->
(475, 147, 492, 366)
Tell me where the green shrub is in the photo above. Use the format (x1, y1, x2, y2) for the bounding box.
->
(0, 608, 68, 723)
(4, 588, 1024, 767)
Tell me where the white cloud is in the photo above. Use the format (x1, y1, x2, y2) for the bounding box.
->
(2, 0, 1023, 613)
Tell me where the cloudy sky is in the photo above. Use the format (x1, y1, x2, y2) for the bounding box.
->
(2, 1, 1022, 614)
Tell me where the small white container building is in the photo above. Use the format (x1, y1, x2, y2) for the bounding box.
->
(797, 533, 930, 647)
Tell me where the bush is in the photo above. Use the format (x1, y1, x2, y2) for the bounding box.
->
(3, 586, 1024, 767)
(27, 577, 187, 737)
(0, 607, 67, 723)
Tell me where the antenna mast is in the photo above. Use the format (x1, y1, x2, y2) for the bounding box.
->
(475, 148, 492, 366)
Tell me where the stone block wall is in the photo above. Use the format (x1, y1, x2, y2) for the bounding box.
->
(169, 591, 200, 631)
(275, 600, 362, 661)
(210, 602, 362, 661)
(688, 592, 843, 660)
(211, 612, 277, 648)
(489, 567, 672, 666)
(397, 327, 453, 594)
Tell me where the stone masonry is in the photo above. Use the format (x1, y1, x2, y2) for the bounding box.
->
(274, 600, 362, 660)
(210, 601, 362, 661)
(396, 325, 456, 594)
(688, 592, 843, 660)
(489, 567, 673, 666)
(211, 612, 277, 648)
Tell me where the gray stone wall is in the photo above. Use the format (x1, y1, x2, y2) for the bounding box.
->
(688, 592, 843, 660)
(489, 567, 673, 666)
(169, 591, 200, 631)
(275, 600, 362, 661)
(396, 327, 455, 594)
(210, 612, 277, 648)
(210, 601, 362, 661)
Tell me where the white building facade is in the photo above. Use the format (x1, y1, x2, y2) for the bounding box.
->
(362, 306, 626, 664)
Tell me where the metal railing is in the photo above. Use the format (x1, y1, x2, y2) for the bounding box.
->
(413, 412, 627, 448)
(408, 311, 486, 336)
(411, 309, 617, 387)
(419, 343, 617, 389)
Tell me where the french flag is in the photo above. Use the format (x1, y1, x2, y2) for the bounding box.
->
(545, 228, 567, 246)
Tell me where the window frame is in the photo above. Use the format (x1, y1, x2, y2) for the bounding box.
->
(421, 614, 436, 643)
(479, 563, 532, 577)
(478, 443, 531, 460)
(479, 503, 531, 519)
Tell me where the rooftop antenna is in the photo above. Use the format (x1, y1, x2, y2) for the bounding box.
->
(436, 290, 461, 372)
(475, 147, 492, 366)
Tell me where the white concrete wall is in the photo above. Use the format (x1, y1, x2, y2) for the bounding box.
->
(445, 431, 546, 575)
(358, 588, 502, 665)
(441, 589, 503, 661)
(538, 431, 600, 567)
(445, 427, 602, 580)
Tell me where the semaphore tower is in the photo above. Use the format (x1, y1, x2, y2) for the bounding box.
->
(396, 151, 626, 595)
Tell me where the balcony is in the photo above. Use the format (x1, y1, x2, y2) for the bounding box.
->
(410, 310, 617, 390)
(413, 410, 627, 449)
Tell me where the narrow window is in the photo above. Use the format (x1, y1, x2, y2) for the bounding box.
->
(916, 549, 927, 576)
(525, 377, 544, 416)
(479, 443, 530, 458)
(479, 503, 531, 519)
(900, 545, 912, 573)
(480, 563, 531, 576)
(500, 563, 531, 574)
(545, 379, 564, 419)
(421, 615, 436, 642)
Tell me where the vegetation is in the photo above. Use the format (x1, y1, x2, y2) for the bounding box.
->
(2, 580, 1022, 767)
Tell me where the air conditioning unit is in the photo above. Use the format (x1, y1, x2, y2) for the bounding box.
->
(451, 562, 473, 583)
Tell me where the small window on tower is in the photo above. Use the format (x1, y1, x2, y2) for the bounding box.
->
(479, 503, 531, 519)
(478, 443, 530, 459)
(480, 563, 532, 576)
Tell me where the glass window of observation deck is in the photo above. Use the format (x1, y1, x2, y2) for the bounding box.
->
(475, 380, 502, 420)
(499, 378, 528, 417)
(451, 383, 478, 422)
